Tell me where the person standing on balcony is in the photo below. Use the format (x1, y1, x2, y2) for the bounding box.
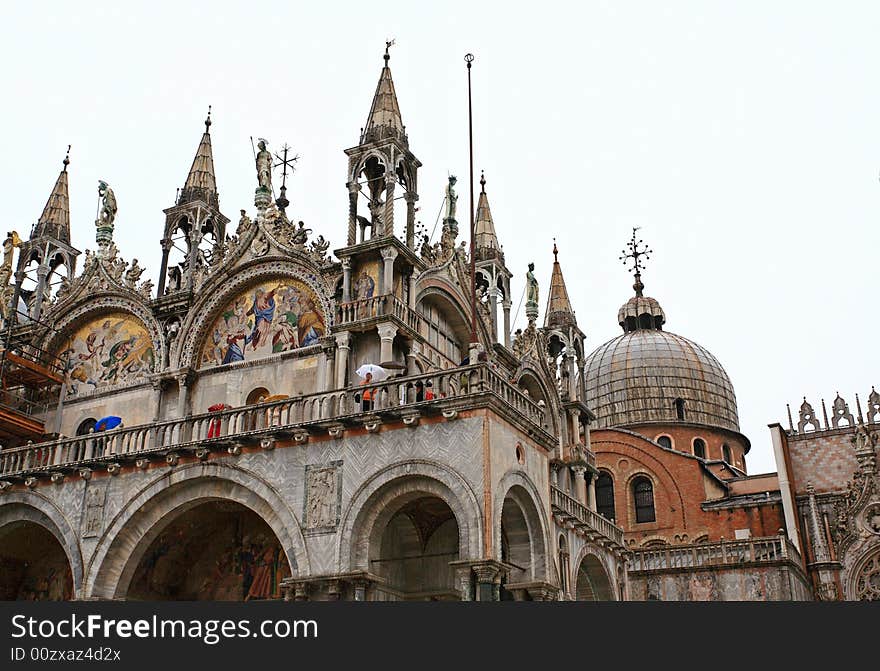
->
(360, 372, 373, 411)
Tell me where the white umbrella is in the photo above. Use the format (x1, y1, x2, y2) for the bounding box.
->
(356, 363, 389, 382)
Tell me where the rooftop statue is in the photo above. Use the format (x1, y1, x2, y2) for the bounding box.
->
(255, 139, 272, 192)
(445, 175, 458, 222)
(525, 262, 539, 323)
(96, 181, 117, 231)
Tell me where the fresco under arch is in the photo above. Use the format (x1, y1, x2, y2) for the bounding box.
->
(58, 312, 155, 398)
(200, 278, 326, 368)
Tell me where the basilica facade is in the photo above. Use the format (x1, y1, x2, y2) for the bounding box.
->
(0, 50, 875, 602)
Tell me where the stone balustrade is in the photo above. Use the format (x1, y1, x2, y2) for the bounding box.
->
(627, 534, 803, 573)
(550, 485, 625, 547)
(0, 363, 551, 479)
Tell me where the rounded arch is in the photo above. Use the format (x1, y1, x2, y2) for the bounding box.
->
(174, 258, 334, 370)
(571, 548, 616, 601)
(414, 284, 472, 352)
(0, 493, 84, 598)
(493, 470, 551, 583)
(629, 472, 657, 525)
(42, 295, 163, 367)
(337, 460, 482, 573)
(86, 462, 308, 599)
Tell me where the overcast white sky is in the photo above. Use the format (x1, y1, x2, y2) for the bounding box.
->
(2, 2, 878, 474)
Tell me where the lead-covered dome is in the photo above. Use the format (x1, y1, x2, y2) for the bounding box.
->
(584, 293, 740, 433)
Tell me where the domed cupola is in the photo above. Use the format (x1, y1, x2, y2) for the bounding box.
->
(584, 230, 743, 437)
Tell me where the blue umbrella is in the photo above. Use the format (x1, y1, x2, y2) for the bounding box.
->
(95, 415, 122, 432)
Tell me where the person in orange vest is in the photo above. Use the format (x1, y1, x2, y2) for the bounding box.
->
(360, 372, 373, 411)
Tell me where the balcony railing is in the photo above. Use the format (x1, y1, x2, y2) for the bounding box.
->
(628, 535, 802, 573)
(0, 363, 549, 478)
(550, 485, 625, 547)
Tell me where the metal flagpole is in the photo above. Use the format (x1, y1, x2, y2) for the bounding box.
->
(465, 53, 477, 350)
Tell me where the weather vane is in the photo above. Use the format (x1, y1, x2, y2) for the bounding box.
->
(273, 143, 300, 211)
(385, 39, 396, 62)
(619, 227, 652, 296)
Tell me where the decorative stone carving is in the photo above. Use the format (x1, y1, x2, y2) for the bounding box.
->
(195, 448, 210, 461)
(106, 462, 121, 475)
(50, 472, 64, 484)
(227, 443, 243, 456)
(81, 482, 107, 538)
(135, 458, 150, 470)
(304, 462, 342, 532)
(853, 550, 880, 601)
(0, 480, 12, 492)
(797, 398, 821, 432)
(165, 453, 179, 467)
(24, 477, 37, 489)
(78, 468, 92, 481)
(831, 393, 855, 428)
(260, 437, 275, 450)
(867, 387, 880, 424)
(250, 232, 269, 257)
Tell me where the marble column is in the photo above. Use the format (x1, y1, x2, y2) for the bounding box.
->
(334, 332, 351, 389)
(347, 181, 359, 245)
(405, 191, 418, 248)
(341, 257, 352, 302)
(572, 466, 588, 507)
(31, 263, 50, 321)
(380, 246, 398, 297)
(502, 298, 512, 349)
(157, 237, 173, 297)
(383, 173, 396, 237)
(377, 323, 397, 364)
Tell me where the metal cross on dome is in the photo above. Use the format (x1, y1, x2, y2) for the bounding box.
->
(619, 227, 652, 296)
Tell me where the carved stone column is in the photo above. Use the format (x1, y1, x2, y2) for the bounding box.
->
(571, 466, 588, 507)
(502, 298, 512, 349)
(334, 332, 351, 389)
(341, 257, 352, 303)
(377, 323, 397, 364)
(30, 263, 50, 321)
(404, 191, 418, 248)
(157, 237, 173, 297)
(488, 286, 499, 343)
(383, 173, 396, 237)
(322, 343, 336, 392)
(406, 341, 420, 377)
(587, 472, 597, 511)
(470, 561, 505, 602)
(346, 181, 359, 246)
(380, 246, 398, 297)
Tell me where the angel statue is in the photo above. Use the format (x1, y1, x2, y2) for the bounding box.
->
(96, 181, 117, 231)
(445, 175, 458, 222)
(255, 139, 272, 191)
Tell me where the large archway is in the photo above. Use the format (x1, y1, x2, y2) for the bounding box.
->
(574, 554, 615, 601)
(370, 495, 460, 601)
(126, 501, 290, 600)
(0, 521, 73, 600)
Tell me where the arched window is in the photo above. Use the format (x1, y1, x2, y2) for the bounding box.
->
(656, 435, 673, 450)
(596, 472, 615, 522)
(246, 387, 270, 405)
(693, 438, 706, 459)
(674, 398, 686, 421)
(633, 477, 656, 524)
(76, 418, 97, 436)
(722, 444, 732, 464)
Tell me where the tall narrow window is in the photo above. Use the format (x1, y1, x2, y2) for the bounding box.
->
(633, 477, 656, 524)
(693, 438, 706, 459)
(722, 444, 732, 464)
(558, 536, 570, 597)
(596, 472, 616, 522)
(674, 398, 686, 421)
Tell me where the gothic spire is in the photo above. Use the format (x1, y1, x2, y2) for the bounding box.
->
(33, 146, 71, 244)
(544, 240, 577, 328)
(179, 107, 218, 208)
(361, 43, 405, 144)
(474, 172, 502, 261)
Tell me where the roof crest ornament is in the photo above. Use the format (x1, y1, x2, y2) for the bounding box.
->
(620, 226, 652, 297)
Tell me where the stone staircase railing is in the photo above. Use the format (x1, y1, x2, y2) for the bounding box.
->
(550, 485, 625, 547)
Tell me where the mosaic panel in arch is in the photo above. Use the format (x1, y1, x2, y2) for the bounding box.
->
(58, 312, 155, 398)
(200, 278, 326, 368)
